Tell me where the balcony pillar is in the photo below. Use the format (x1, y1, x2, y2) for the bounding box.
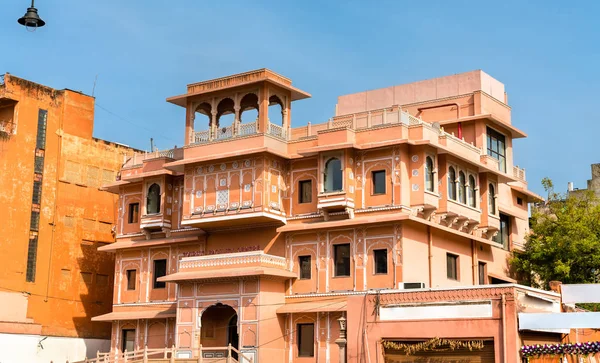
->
(234, 106, 241, 136)
(210, 110, 217, 141)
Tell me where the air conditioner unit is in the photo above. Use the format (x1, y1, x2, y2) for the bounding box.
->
(398, 282, 426, 290)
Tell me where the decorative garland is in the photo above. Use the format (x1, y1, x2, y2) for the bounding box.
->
(521, 342, 600, 358)
(382, 337, 485, 356)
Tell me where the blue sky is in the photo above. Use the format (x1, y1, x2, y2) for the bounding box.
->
(2, 0, 599, 196)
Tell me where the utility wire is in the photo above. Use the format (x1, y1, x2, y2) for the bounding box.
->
(95, 103, 180, 146)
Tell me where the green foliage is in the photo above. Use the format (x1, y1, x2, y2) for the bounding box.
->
(510, 178, 600, 289)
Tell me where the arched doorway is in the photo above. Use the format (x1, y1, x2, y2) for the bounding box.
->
(200, 303, 238, 359)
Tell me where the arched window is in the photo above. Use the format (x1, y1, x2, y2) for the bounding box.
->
(425, 157, 434, 192)
(458, 171, 466, 204)
(147, 183, 161, 214)
(488, 183, 496, 214)
(468, 175, 477, 208)
(447, 167, 457, 201)
(324, 158, 343, 192)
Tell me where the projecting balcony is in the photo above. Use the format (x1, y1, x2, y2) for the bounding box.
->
(181, 204, 286, 230)
(140, 213, 171, 231)
(192, 120, 286, 144)
(158, 251, 296, 282)
(317, 191, 355, 219)
(480, 213, 500, 239)
(438, 199, 481, 232)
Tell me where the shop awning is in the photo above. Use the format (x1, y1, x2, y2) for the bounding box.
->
(92, 309, 176, 322)
(158, 266, 296, 282)
(276, 299, 347, 314)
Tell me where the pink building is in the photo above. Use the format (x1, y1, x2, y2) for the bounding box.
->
(91, 69, 554, 362)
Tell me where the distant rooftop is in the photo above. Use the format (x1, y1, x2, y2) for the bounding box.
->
(336, 70, 506, 116)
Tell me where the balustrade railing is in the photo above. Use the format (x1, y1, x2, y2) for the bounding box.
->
(72, 344, 252, 363)
(513, 165, 526, 182)
(216, 125, 233, 140)
(124, 148, 182, 168)
(238, 121, 257, 136)
(268, 123, 285, 139)
(180, 251, 287, 270)
(194, 130, 210, 143)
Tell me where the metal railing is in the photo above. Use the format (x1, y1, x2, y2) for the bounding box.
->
(72, 344, 252, 363)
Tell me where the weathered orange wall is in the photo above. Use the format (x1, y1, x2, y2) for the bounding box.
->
(0, 74, 135, 338)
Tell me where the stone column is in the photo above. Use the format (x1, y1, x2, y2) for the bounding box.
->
(335, 315, 347, 363)
(210, 110, 217, 141)
(282, 109, 289, 138)
(234, 106, 241, 136)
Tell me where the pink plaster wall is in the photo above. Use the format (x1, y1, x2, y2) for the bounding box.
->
(336, 70, 506, 115)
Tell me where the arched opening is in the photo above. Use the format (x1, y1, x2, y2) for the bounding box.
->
(194, 102, 212, 143)
(468, 175, 477, 207)
(216, 98, 235, 139)
(488, 183, 496, 214)
(447, 167, 456, 201)
(200, 303, 238, 359)
(239, 93, 259, 135)
(425, 156, 434, 192)
(324, 158, 343, 193)
(147, 183, 161, 214)
(268, 95, 284, 125)
(458, 171, 466, 204)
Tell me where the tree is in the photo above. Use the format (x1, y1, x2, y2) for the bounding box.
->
(510, 177, 600, 289)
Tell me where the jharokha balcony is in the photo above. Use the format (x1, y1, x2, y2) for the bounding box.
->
(158, 250, 295, 283)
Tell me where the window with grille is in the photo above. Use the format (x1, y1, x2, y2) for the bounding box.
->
(26, 234, 38, 282)
(299, 256, 311, 279)
(26, 109, 48, 283)
(298, 180, 312, 203)
(30, 211, 40, 231)
(36, 110, 47, 150)
(32, 181, 42, 205)
(34, 155, 44, 173)
(216, 189, 229, 205)
(374, 249, 388, 274)
(487, 127, 506, 172)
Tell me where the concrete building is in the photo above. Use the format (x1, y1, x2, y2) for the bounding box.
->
(93, 69, 548, 362)
(568, 163, 600, 199)
(0, 74, 137, 362)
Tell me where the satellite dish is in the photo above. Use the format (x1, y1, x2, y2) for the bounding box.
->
(432, 122, 441, 131)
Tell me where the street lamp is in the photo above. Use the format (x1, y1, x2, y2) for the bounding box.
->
(18, 0, 46, 31)
(335, 315, 347, 363)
